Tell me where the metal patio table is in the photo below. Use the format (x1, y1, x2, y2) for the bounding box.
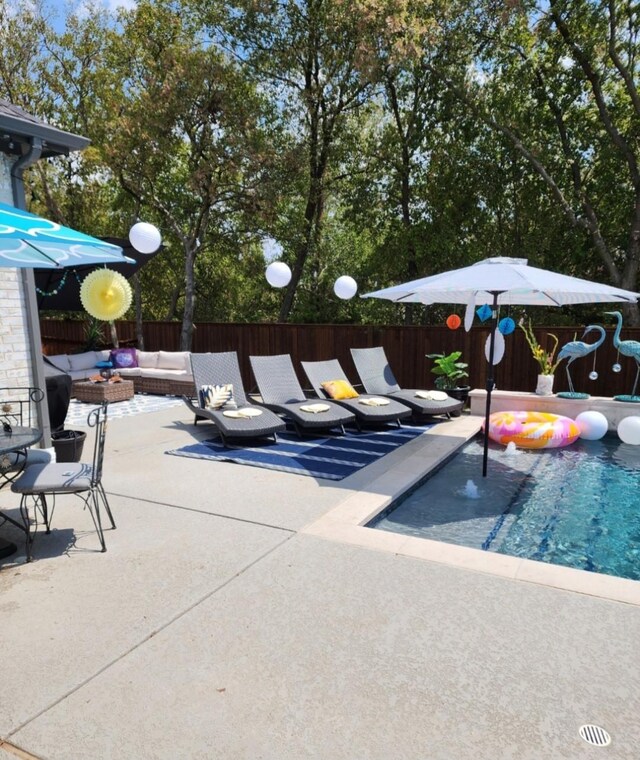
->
(0, 426, 42, 558)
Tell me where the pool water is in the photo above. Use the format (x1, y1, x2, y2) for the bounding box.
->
(371, 436, 640, 581)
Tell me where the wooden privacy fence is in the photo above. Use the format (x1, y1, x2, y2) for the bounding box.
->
(40, 319, 640, 398)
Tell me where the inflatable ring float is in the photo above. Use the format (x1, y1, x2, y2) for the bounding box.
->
(486, 411, 580, 449)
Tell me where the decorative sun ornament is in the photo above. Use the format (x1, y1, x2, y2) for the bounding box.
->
(80, 269, 133, 321)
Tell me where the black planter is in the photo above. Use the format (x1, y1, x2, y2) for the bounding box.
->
(445, 386, 471, 415)
(52, 430, 87, 463)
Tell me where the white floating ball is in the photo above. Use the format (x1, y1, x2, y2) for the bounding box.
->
(265, 261, 291, 288)
(617, 416, 640, 445)
(333, 275, 358, 300)
(575, 411, 608, 441)
(129, 222, 162, 254)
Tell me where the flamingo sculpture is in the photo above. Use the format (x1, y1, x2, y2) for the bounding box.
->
(605, 311, 640, 398)
(557, 325, 606, 396)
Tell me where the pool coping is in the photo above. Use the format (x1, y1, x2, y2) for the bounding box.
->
(302, 415, 640, 607)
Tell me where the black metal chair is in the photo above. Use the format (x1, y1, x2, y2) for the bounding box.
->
(0, 387, 51, 482)
(10, 401, 115, 562)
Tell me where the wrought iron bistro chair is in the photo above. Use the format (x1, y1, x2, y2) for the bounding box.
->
(0, 387, 51, 484)
(11, 401, 115, 562)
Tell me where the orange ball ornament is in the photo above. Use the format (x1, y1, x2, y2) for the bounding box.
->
(446, 314, 461, 330)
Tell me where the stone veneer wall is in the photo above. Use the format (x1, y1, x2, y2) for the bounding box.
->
(0, 153, 33, 388)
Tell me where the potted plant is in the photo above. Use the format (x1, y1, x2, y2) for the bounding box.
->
(519, 318, 561, 395)
(426, 351, 470, 411)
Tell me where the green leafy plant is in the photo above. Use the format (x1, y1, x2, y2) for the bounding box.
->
(426, 351, 469, 390)
(519, 319, 561, 375)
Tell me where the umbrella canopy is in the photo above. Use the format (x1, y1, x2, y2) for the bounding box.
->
(35, 238, 160, 310)
(364, 257, 640, 306)
(0, 201, 133, 269)
(363, 257, 640, 476)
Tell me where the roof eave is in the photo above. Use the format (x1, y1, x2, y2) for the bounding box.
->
(0, 114, 90, 155)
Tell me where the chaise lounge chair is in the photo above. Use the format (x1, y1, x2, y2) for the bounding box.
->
(183, 352, 286, 446)
(350, 346, 463, 419)
(301, 358, 412, 429)
(249, 354, 355, 436)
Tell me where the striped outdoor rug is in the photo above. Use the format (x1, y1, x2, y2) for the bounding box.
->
(166, 424, 434, 480)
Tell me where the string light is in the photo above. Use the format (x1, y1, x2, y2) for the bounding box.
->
(35, 269, 83, 297)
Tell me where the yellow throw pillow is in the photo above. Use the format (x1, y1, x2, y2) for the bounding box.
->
(321, 379, 359, 400)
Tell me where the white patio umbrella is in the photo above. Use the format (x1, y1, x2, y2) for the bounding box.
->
(363, 257, 640, 476)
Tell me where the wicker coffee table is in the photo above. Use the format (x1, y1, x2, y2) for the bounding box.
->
(74, 379, 135, 404)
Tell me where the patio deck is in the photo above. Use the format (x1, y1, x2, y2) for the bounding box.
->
(0, 405, 639, 759)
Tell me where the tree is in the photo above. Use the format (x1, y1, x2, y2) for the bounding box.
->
(100, 0, 279, 347)
(215, 0, 374, 321)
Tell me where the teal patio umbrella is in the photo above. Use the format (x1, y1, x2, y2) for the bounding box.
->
(0, 202, 133, 268)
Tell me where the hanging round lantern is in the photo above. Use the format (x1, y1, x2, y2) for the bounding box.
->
(265, 261, 292, 288)
(446, 314, 461, 330)
(334, 276, 358, 300)
(498, 317, 516, 335)
(476, 304, 492, 322)
(80, 269, 133, 321)
(129, 222, 162, 254)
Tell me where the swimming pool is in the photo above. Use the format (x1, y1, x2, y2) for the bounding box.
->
(371, 436, 640, 581)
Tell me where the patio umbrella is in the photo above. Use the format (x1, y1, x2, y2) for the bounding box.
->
(363, 257, 640, 476)
(34, 238, 159, 311)
(0, 202, 133, 268)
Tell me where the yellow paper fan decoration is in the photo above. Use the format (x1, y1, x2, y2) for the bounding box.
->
(80, 269, 133, 321)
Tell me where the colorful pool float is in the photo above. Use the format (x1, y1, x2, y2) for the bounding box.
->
(486, 411, 580, 449)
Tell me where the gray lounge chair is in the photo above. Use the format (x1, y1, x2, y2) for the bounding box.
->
(183, 352, 286, 446)
(350, 346, 464, 418)
(249, 354, 355, 436)
(301, 359, 412, 429)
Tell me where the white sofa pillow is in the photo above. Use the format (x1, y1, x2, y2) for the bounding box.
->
(157, 351, 189, 371)
(68, 351, 99, 371)
(46, 354, 71, 372)
(96, 349, 111, 362)
(137, 350, 159, 369)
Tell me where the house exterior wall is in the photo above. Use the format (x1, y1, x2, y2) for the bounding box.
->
(0, 153, 33, 388)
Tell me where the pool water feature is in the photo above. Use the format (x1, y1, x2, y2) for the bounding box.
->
(371, 436, 640, 581)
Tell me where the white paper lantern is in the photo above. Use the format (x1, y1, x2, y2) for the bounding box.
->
(334, 275, 358, 300)
(129, 222, 162, 254)
(265, 261, 291, 288)
(575, 411, 608, 441)
(617, 416, 640, 445)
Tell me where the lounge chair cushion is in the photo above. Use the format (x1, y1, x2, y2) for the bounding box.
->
(200, 383, 238, 411)
(321, 379, 359, 400)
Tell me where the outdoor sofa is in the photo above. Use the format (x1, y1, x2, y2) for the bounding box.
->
(45, 349, 196, 397)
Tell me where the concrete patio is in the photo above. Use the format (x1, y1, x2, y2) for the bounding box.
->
(0, 404, 639, 759)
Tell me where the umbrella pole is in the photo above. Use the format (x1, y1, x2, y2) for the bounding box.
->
(482, 292, 500, 477)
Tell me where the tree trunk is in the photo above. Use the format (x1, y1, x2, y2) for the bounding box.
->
(134, 272, 144, 350)
(180, 242, 196, 349)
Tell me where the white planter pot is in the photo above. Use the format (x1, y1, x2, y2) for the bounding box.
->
(535, 374, 555, 396)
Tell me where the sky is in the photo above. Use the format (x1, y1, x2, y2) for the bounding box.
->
(44, 0, 137, 33)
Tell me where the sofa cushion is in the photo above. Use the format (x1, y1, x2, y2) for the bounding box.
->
(46, 354, 71, 372)
(69, 369, 95, 381)
(110, 348, 138, 369)
(137, 350, 159, 369)
(114, 367, 141, 378)
(157, 351, 189, 371)
(69, 352, 99, 371)
(138, 368, 192, 382)
(96, 349, 111, 362)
